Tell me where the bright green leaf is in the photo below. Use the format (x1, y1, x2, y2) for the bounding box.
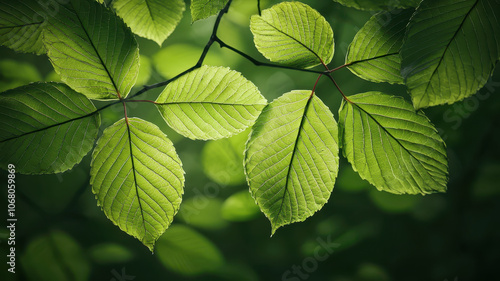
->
(43, 0, 140, 100)
(250, 2, 334, 68)
(90, 117, 184, 251)
(0, 82, 100, 174)
(191, 0, 228, 22)
(21, 230, 90, 281)
(332, 0, 421, 11)
(245, 91, 339, 234)
(156, 225, 224, 276)
(401, 0, 500, 109)
(113, 0, 184, 46)
(338, 92, 448, 195)
(201, 129, 249, 186)
(156, 65, 267, 140)
(347, 9, 413, 84)
(0, 0, 47, 54)
(222, 190, 260, 222)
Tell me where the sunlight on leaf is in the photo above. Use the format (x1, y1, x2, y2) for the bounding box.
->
(401, 0, 500, 109)
(250, 2, 334, 68)
(43, 0, 139, 100)
(156, 65, 267, 140)
(0, 82, 100, 174)
(90, 117, 184, 251)
(338, 92, 448, 194)
(245, 91, 339, 234)
(191, 0, 228, 22)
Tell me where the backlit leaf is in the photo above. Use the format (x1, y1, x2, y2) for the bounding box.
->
(191, 0, 228, 22)
(0, 82, 100, 174)
(90, 117, 184, 251)
(338, 92, 448, 195)
(250, 2, 334, 68)
(43, 0, 139, 100)
(401, 0, 500, 109)
(245, 91, 339, 234)
(113, 0, 185, 46)
(156, 66, 267, 140)
(332, 0, 421, 11)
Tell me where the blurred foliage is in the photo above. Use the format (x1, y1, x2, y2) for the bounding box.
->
(1, 0, 499, 280)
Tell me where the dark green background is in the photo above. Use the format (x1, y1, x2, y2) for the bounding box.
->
(1, 0, 499, 280)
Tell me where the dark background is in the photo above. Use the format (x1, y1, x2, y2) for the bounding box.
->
(1, 0, 499, 280)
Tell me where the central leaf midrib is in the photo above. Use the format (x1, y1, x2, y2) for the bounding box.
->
(72, 3, 121, 98)
(275, 95, 314, 222)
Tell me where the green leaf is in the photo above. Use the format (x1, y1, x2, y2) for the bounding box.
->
(332, 0, 421, 11)
(156, 66, 267, 140)
(245, 91, 339, 234)
(43, 0, 140, 100)
(156, 225, 224, 276)
(346, 9, 413, 84)
(191, 0, 228, 22)
(90, 117, 184, 251)
(21, 230, 90, 281)
(0, 82, 100, 174)
(0, 0, 47, 54)
(178, 198, 228, 230)
(201, 129, 249, 186)
(221, 190, 260, 222)
(250, 2, 334, 68)
(113, 0, 185, 46)
(338, 92, 448, 195)
(401, 0, 500, 109)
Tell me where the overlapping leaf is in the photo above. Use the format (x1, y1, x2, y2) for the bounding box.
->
(43, 0, 140, 100)
(90, 118, 184, 251)
(0, 0, 47, 54)
(156, 66, 267, 140)
(332, 0, 421, 10)
(338, 92, 448, 195)
(347, 9, 413, 84)
(113, 0, 185, 46)
(245, 91, 339, 234)
(191, 0, 228, 22)
(250, 2, 334, 68)
(0, 82, 100, 174)
(401, 0, 500, 109)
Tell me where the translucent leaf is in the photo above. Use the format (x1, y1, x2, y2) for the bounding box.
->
(90, 117, 184, 251)
(0, 0, 47, 54)
(332, 0, 421, 11)
(113, 0, 184, 46)
(401, 0, 500, 109)
(346, 9, 413, 84)
(221, 190, 260, 222)
(21, 230, 90, 281)
(338, 92, 448, 195)
(250, 2, 334, 68)
(0, 82, 100, 174)
(156, 66, 267, 140)
(245, 91, 339, 234)
(156, 225, 224, 276)
(43, 0, 140, 100)
(191, 0, 228, 22)
(201, 129, 249, 186)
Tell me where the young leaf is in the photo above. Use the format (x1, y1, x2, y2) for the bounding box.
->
(191, 0, 228, 22)
(338, 92, 448, 195)
(43, 0, 140, 100)
(113, 0, 185, 46)
(156, 225, 224, 276)
(401, 0, 500, 109)
(245, 91, 339, 234)
(346, 9, 413, 84)
(90, 117, 184, 251)
(156, 66, 267, 140)
(332, 0, 421, 11)
(0, 0, 47, 54)
(0, 82, 100, 174)
(250, 2, 334, 68)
